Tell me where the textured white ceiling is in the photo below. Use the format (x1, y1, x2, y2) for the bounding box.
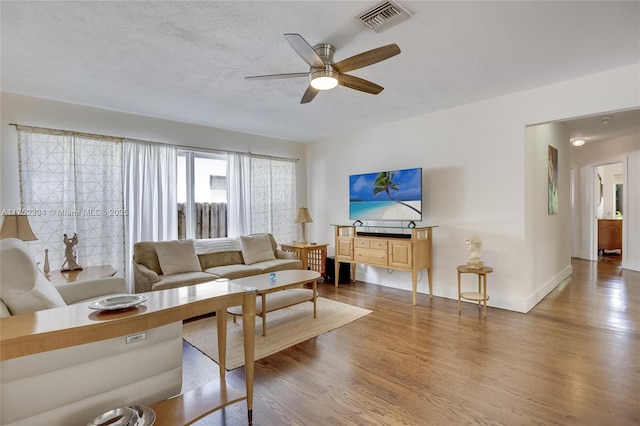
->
(1, 1, 639, 142)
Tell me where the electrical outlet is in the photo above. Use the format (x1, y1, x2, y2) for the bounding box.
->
(126, 333, 146, 344)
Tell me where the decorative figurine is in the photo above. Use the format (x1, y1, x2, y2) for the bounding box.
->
(61, 232, 83, 271)
(465, 236, 484, 269)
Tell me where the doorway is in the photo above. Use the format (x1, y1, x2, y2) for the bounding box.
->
(593, 161, 625, 266)
(565, 109, 638, 271)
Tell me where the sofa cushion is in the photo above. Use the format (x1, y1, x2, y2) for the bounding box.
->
(276, 249, 299, 260)
(150, 272, 216, 291)
(155, 240, 202, 275)
(203, 264, 264, 279)
(0, 238, 67, 315)
(194, 238, 241, 255)
(239, 234, 276, 265)
(254, 258, 303, 273)
(198, 251, 244, 269)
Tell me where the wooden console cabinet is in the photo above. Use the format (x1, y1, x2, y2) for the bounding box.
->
(333, 225, 435, 305)
(598, 219, 622, 252)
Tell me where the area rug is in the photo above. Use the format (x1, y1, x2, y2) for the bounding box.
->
(183, 297, 372, 370)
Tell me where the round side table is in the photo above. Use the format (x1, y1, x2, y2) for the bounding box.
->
(457, 265, 493, 317)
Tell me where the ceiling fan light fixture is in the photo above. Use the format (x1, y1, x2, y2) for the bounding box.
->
(310, 69, 338, 90)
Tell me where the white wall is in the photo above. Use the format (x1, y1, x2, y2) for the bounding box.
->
(570, 133, 640, 270)
(1, 92, 308, 212)
(307, 64, 640, 313)
(524, 122, 572, 309)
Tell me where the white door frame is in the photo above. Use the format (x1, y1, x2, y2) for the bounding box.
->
(587, 157, 628, 262)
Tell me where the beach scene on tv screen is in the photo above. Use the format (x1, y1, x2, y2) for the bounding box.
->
(349, 168, 422, 221)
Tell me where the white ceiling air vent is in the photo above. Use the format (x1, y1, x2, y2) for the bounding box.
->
(356, 1, 413, 33)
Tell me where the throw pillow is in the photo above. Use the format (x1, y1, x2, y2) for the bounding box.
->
(239, 234, 276, 265)
(155, 240, 202, 275)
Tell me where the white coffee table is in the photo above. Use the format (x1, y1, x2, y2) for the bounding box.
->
(227, 269, 321, 336)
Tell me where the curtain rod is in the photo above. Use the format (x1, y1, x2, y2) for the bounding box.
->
(10, 123, 124, 143)
(9, 123, 299, 162)
(175, 144, 298, 162)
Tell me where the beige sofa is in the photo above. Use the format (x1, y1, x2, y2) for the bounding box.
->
(0, 238, 183, 426)
(133, 233, 302, 293)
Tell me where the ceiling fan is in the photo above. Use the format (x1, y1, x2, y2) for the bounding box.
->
(245, 33, 401, 104)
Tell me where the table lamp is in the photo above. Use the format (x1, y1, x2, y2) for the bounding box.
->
(295, 207, 313, 244)
(0, 214, 38, 241)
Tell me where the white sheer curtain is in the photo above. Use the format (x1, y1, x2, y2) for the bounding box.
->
(17, 126, 125, 272)
(250, 156, 297, 244)
(124, 139, 177, 290)
(226, 152, 251, 237)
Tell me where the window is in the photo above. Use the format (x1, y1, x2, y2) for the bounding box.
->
(178, 151, 297, 242)
(178, 151, 228, 239)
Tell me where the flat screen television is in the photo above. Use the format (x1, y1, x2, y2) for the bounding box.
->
(349, 167, 422, 221)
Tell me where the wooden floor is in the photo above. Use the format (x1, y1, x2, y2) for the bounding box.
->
(183, 257, 639, 425)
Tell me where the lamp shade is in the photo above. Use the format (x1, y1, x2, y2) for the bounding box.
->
(0, 214, 38, 241)
(295, 207, 313, 224)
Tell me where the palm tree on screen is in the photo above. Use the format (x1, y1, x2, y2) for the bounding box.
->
(373, 172, 421, 215)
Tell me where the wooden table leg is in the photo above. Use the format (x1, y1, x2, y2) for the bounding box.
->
(243, 291, 257, 425)
(300, 247, 309, 271)
(261, 293, 267, 337)
(412, 269, 418, 306)
(216, 308, 227, 378)
(313, 279, 317, 318)
(482, 274, 487, 318)
(477, 274, 482, 310)
(457, 270, 462, 312)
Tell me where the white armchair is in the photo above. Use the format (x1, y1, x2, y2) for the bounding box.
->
(1, 238, 183, 426)
(0, 238, 127, 317)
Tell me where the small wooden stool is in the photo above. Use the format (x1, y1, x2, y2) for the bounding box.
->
(457, 265, 493, 317)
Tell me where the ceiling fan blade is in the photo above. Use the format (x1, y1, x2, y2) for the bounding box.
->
(301, 86, 319, 104)
(338, 74, 384, 95)
(333, 44, 401, 73)
(284, 33, 325, 68)
(245, 72, 308, 80)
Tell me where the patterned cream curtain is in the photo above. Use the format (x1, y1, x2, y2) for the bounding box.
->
(250, 155, 297, 244)
(16, 126, 125, 273)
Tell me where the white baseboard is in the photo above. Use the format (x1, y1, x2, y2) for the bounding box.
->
(573, 250, 593, 261)
(622, 260, 640, 272)
(524, 265, 573, 312)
